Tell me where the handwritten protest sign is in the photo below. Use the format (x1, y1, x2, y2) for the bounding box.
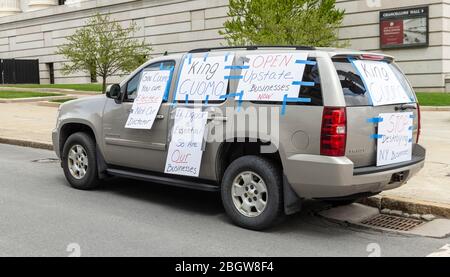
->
(377, 112, 413, 166)
(175, 54, 234, 101)
(236, 52, 309, 101)
(125, 70, 172, 129)
(164, 108, 208, 177)
(352, 60, 412, 106)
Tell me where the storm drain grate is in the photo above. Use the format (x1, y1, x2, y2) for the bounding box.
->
(361, 214, 424, 231)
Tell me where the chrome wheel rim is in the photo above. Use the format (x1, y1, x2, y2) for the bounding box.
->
(231, 171, 268, 217)
(67, 144, 88, 180)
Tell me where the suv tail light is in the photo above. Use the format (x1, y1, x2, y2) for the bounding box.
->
(321, 107, 347, 156)
(416, 103, 421, 143)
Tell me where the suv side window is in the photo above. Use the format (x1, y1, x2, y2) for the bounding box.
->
(124, 60, 175, 102)
(298, 58, 322, 106)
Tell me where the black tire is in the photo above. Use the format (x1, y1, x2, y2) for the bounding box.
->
(62, 132, 100, 190)
(221, 156, 284, 230)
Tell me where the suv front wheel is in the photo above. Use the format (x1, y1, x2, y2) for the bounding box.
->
(62, 132, 100, 190)
(221, 156, 284, 230)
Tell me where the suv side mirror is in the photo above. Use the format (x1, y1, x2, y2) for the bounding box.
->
(106, 84, 121, 100)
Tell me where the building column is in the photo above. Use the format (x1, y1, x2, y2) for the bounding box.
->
(65, 0, 88, 7)
(28, 0, 58, 12)
(0, 0, 22, 17)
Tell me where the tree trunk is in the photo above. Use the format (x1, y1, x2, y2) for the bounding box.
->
(90, 72, 97, 83)
(102, 76, 107, 94)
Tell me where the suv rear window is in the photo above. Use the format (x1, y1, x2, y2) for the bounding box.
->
(333, 58, 416, 106)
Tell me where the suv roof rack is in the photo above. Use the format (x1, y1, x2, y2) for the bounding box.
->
(188, 45, 315, 53)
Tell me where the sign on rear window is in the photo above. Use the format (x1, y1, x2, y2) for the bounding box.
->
(333, 58, 415, 106)
(351, 60, 413, 106)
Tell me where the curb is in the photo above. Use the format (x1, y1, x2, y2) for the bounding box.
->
(0, 137, 53, 151)
(0, 95, 68, 103)
(0, 86, 100, 95)
(421, 106, 450, 111)
(360, 195, 450, 219)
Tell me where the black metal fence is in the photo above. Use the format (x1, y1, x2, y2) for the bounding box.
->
(0, 59, 40, 84)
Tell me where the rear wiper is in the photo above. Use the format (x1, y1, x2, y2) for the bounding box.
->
(395, 103, 417, 111)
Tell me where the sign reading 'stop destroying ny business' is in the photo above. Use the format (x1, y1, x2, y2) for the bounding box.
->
(377, 112, 413, 166)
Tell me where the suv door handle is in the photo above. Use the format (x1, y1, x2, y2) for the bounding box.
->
(156, 114, 164, 120)
(395, 103, 417, 111)
(208, 115, 228, 122)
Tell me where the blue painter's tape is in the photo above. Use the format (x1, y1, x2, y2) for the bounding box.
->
(185, 94, 189, 104)
(225, 65, 250, 70)
(292, 81, 315, 87)
(203, 52, 209, 62)
(219, 91, 244, 111)
(204, 95, 209, 105)
(371, 134, 384, 139)
(225, 75, 244, 80)
(160, 62, 164, 70)
(410, 114, 416, 119)
(224, 52, 230, 62)
(162, 69, 174, 101)
(171, 55, 187, 106)
(187, 54, 192, 65)
(281, 95, 312, 115)
(367, 117, 384, 123)
(295, 60, 317, 66)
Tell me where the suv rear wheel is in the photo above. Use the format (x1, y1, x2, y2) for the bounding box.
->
(62, 132, 100, 190)
(221, 156, 283, 230)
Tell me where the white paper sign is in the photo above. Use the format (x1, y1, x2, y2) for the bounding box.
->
(377, 112, 413, 166)
(175, 54, 235, 101)
(352, 60, 412, 106)
(236, 52, 309, 101)
(125, 70, 172, 129)
(164, 108, 208, 177)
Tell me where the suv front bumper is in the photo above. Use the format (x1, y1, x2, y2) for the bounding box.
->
(284, 145, 426, 199)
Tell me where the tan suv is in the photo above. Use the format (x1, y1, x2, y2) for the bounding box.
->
(52, 46, 426, 230)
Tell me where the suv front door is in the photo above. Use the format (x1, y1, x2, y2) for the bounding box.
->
(102, 60, 176, 172)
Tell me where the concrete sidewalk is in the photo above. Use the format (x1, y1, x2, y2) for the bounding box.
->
(0, 102, 449, 216)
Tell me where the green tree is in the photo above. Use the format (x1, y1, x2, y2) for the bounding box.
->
(57, 13, 151, 93)
(220, 0, 346, 47)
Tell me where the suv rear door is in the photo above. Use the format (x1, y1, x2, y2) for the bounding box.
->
(332, 55, 420, 168)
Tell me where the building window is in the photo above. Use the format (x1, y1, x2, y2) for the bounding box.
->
(58, 0, 66, 5)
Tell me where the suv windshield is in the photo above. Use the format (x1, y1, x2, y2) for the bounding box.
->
(333, 57, 416, 106)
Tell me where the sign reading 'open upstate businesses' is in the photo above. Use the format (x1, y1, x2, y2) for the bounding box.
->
(175, 54, 235, 101)
(237, 52, 309, 101)
(352, 60, 411, 106)
(377, 112, 413, 166)
(125, 70, 172, 129)
(164, 108, 208, 177)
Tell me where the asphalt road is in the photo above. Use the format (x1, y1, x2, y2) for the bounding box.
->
(0, 144, 448, 257)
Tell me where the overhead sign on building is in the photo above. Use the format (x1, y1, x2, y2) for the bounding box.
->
(380, 6, 429, 49)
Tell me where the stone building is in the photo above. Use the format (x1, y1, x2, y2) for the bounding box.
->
(0, 0, 448, 92)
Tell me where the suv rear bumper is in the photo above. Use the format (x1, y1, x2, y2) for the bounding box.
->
(284, 144, 426, 199)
